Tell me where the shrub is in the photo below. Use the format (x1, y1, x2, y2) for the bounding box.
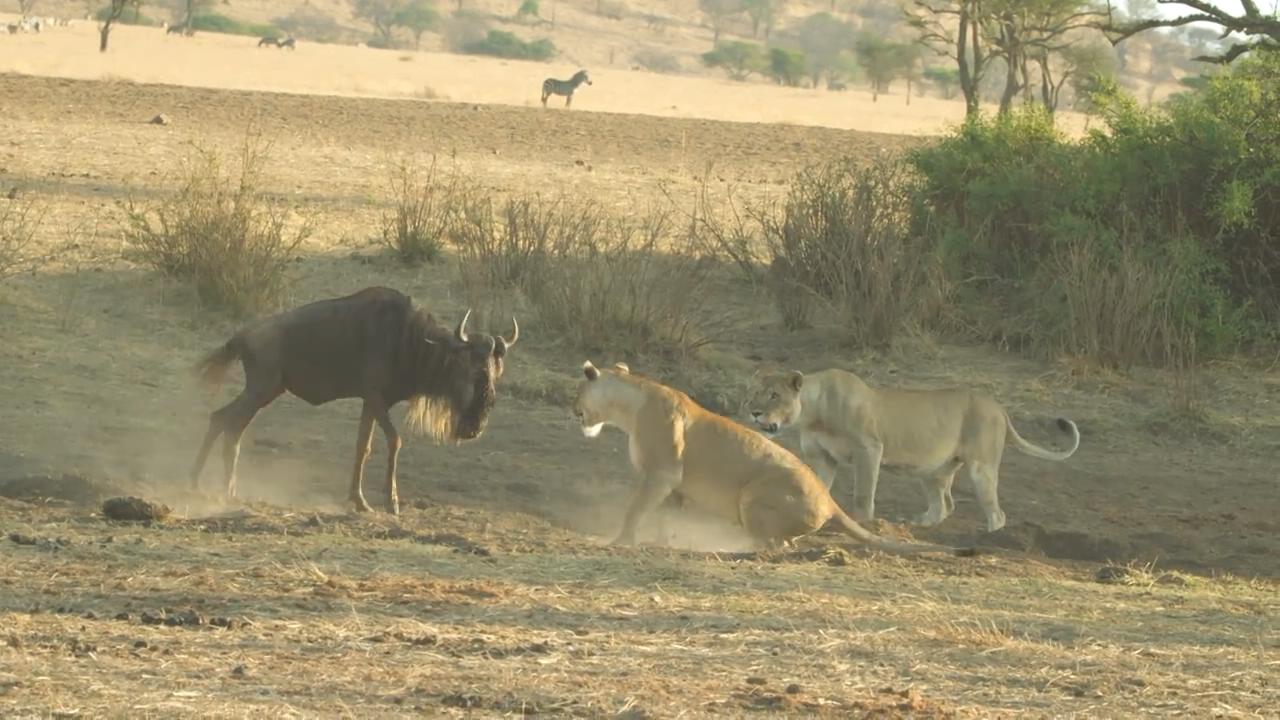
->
(0, 199, 43, 281)
(632, 48, 682, 74)
(908, 63, 1279, 365)
(273, 6, 341, 42)
(702, 41, 767, 81)
(191, 13, 278, 37)
(761, 159, 939, 345)
(451, 193, 716, 358)
(462, 30, 556, 61)
(595, 0, 626, 20)
(381, 158, 460, 265)
(767, 47, 807, 87)
(122, 140, 310, 317)
(517, 0, 540, 19)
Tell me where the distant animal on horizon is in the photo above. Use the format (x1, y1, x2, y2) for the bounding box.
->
(258, 35, 296, 49)
(165, 22, 193, 36)
(541, 69, 592, 108)
(189, 287, 519, 515)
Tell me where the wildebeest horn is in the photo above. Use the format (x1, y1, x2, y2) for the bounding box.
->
(455, 308, 471, 342)
(505, 317, 519, 348)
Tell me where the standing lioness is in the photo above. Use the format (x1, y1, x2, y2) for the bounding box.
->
(573, 361, 974, 557)
(748, 369, 1080, 532)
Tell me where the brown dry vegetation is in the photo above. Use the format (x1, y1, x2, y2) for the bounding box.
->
(0, 38, 1277, 720)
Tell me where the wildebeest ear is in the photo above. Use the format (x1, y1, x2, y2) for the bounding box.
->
(788, 370, 804, 392)
(613, 362, 630, 374)
(582, 361, 600, 381)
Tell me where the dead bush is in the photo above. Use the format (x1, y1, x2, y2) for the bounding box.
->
(0, 198, 43, 281)
(451, 193, 716, 358)
(381, 157, 461, 265)
(762, 158, 939, 344)
(1050, 220, 1213, 374)
(122, 139, 310, 317)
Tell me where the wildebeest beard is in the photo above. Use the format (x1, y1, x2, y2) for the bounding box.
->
(404, 355, 497, 444)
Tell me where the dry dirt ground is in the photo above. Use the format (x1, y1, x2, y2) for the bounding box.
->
(1, 71, 1278, 717)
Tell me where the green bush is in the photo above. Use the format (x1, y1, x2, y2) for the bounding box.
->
(907, 56, 1280, 364)
(461, 30, 555, 61)
(767, 47, 807, 87)
(702, 41, 767, 81)
(191, 13, 278, 37)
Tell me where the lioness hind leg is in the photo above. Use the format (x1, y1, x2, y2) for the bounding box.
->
(968, 462, 1006, 532)
(914, 465, 959, 527)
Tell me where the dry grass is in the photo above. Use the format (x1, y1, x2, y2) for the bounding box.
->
(451, 192, 717, 359)
(380, 155, 460, 266)
(0, 198, 43, 282)
(0, 499, 1276, 717)
(121, 137, 311, 317)
(760, 158, 941, 345)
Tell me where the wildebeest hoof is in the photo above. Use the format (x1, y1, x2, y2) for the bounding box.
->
(351, 498, 374, 513)
(386, 502, 401, 516)
(610, 533, 636, 546)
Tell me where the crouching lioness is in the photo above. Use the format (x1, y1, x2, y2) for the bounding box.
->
(748, 369, 1081, 533)
(573, 361, 974, 557)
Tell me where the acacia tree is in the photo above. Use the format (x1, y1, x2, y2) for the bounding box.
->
(984, 0, 1102, 114)
(700, 0, 743, 46)
(906, 0, 992, 117)
(1103, 0, 1280, 63)
(100, 0, 143, 52)
(742, 0, 782, 39)
(354, 0, 399, 45)
(794, 12, 856, 87)
(394, 0, 438, 48)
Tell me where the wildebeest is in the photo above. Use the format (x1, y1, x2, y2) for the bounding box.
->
(166, 22, 192, 36)
(258, 35, 297, 49)
(189, 287, 518, 514)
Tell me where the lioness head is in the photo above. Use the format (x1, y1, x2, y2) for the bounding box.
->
(573, 360, 630, 438)
(747, 370, 805, 434)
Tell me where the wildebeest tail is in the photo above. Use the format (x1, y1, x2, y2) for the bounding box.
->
(195, 337, 242, 391)
(830, 506, 977, 557)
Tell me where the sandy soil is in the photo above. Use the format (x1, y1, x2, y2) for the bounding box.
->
(0, 64, 1277, 718)
(0, 17, 1096, 136)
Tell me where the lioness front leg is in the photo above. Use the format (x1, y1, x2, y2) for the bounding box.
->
(848, 439, 884, 523)
(800, 433, 839, 489)
(612, 471, 679, 546)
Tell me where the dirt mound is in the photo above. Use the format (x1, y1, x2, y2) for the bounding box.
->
(976, 521, 1131, 562)
(0, 473, 123, 506)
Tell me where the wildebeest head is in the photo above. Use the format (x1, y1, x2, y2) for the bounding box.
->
(409, 309, 518, 443)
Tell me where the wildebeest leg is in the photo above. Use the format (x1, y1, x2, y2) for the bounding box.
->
(219, 390, 275, 499)
(349, 401, 377, 513)
(372, 403, 402, 515)
(566, 93, 573, 108)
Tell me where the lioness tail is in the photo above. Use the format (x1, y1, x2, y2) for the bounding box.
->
(830, 507, 976, 557)
(194, 337, 243, 392)
(1006, 415, 1079, 462)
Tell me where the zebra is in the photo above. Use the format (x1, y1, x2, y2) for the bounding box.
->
(541, 70, 592, 109)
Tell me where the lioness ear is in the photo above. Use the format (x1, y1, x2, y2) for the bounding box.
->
(613, 362, 630, 374)
(788, 370, 804, 392)
(582, 360, 600, 381)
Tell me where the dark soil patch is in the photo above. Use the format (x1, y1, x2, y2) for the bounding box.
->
(977, 521, 1130, 562)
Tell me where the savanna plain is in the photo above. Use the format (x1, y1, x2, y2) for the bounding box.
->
(1, 19, 1279, 720)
